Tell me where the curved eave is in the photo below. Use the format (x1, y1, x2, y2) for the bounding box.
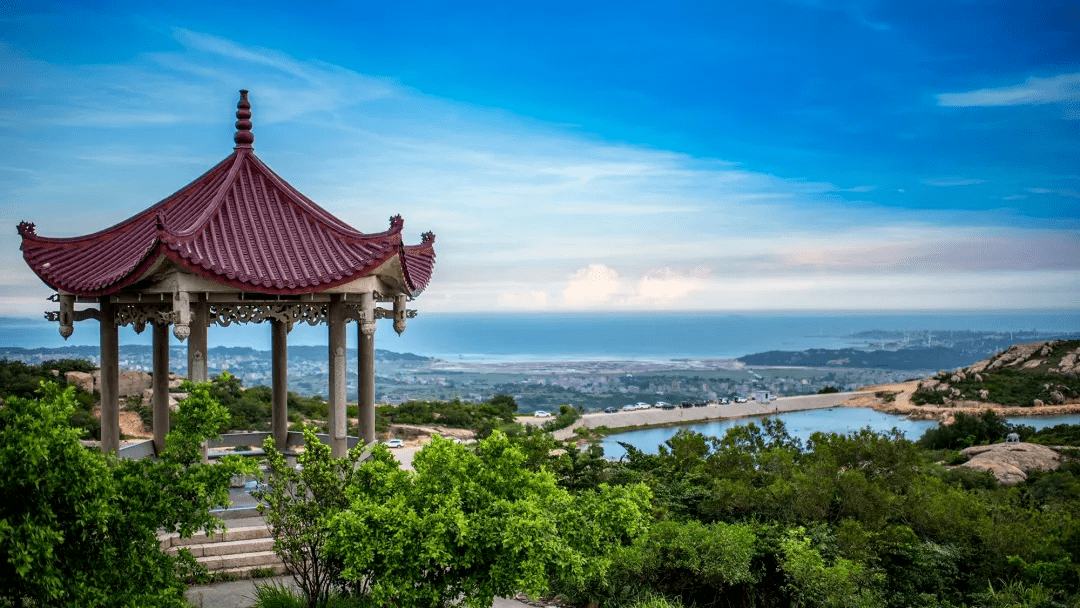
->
(19, 223, 162, 296)
(400, 237, 437, 296)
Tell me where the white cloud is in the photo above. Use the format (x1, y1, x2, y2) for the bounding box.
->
(937, 73, 1080, 107)
(635, 268, 707, 303)
(1027, 187, 1080, 198)
(562, 264, 622, 307)
(921, 177, 986, 187)
(3, 28, 1078, 317)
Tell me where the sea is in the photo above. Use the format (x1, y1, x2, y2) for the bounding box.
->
(4, 309, 1077, 362)
(3, 309, 1078, 452)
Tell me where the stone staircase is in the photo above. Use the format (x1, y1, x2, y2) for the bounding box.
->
(160, 510, 287, 579)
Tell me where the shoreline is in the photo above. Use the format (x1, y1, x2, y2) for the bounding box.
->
(518, 392, 876, 439)
(845, 381, 1080, 424)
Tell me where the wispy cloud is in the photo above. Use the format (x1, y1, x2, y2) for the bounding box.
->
(921, 177, 986, 187)
(3, 27, 1077, 314)
(1027, 187, 1080, 199)
(937, 73, 1080, 107)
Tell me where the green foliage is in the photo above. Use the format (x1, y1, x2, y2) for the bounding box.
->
(253, 580, 307, 608)
(540, 403, 582, 433)
(253, 426, 367, 608)
(911, 344, 1080, 407)
(601, 520, 757, 607)
(780, 527, 885, 608)
(327, 432, 651, 608)
(818, 386, 839, 394)
(0, 358, 99, 437)
(375, 395, 520, 435)
(1022, 424, 1080, 447)
(918, 410, 1014, 450)
(0, 381, 252, 607)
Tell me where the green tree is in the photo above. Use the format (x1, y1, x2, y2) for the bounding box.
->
(0, 381, 252, 607)
(253, 426, 367, 608)
(327, 432, 651, 608)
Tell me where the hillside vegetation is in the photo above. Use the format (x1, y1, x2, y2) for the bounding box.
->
(912, 340, 1080, 407)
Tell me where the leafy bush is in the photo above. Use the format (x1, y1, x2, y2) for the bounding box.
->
(917, 410, 1013, 450)
(253, 426, 366, 607)
(0, 381, 253, 607)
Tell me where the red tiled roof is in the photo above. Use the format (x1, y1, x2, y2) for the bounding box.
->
(18, 92, 435, 297)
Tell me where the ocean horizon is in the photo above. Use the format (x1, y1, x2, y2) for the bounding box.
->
(2, 309, 1077, 363)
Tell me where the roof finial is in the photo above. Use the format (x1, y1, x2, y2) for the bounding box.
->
(234, 90, 254, 149)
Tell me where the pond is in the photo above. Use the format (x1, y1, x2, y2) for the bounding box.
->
(596, 408, 1080, 460)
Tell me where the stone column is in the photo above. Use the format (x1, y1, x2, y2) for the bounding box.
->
(187, 298, 209, 383)
(99, 297, 120, 456)
(152, 321, 170, 455)
(271, 319, 289, 452)
(357, 292, 376, 444)
(327, 297, 348, 457)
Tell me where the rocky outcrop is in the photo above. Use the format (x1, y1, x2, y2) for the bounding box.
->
(972, 340, 1080, 377)
(65, 371, 95, 393)
(958, 442, 1063, 486)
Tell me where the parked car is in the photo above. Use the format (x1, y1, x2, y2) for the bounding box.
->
(605, 407, 619, 413)
(693, 401, 707, 407)
(660, 402, 676, 410)
(719, 398, 730, 405)
(734, 397, 748, 403)
(635, 401, 650, 409)
(384, 438, 405, 448)
(533, 410, 551, 417)
(622, 404, 636, 411)
(679, 401, 693, 408)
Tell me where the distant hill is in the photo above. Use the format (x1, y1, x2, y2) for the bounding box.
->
(912, 340, 1080, 407)
(739, 331, 1080, 371)
(738, 346, 976, 371)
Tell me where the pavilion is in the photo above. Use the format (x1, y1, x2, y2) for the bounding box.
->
(18, 90, 436, 458)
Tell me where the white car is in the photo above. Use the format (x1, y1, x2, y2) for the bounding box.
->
(384, 438, 405, 448)
(621, 404, 636, 411)
(533, 410, 552, 417)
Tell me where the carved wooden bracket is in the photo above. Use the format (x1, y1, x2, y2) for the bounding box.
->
(209, 303, 328, 332)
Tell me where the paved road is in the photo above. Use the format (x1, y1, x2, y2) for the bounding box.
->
(572, 391, 870, 432)
(187, 576, 534, 608)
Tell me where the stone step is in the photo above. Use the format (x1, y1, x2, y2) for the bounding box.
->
(168, 537, 275, 558)
(220, 563, 289, 579)
(196, 550, 283, 571)
(160, 524, 271, 549)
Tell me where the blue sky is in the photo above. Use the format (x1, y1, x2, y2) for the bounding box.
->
(2, 0, 1079, 316)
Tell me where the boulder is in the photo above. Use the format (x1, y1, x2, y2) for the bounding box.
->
(1049, 391, 1065, 405)
(978, 389, 989, 400)
(118, 370, 152, 398)
(919, 379, 940, 392)
(974, 373, 984, 382)
(65, 371, 95, 393)
(1033, 399, 1045, 407)
(959, 442, 1063, 486)
(935, 382, 952, 393)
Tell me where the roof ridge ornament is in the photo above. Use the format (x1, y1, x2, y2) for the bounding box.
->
(233, 89, 254, 149)
(17, 221, 36, 237)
